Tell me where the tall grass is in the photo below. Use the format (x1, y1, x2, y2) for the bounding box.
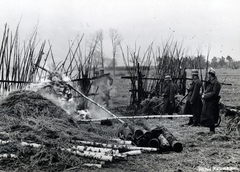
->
(151, 39, 188, 95)
(120, 43, 153, 104)
(0, 24, 50, 95)
(0, 24, 106, 110)
(50, 34, 101, 108)
(120, 39, 189, 105)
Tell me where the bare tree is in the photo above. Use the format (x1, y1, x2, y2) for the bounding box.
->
(109, 28, 122, 75)
(91, 30, 104, 69)
(95, 30, 104, 68)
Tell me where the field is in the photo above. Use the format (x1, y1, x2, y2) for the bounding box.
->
(83, 68, 240, 172)
(0, 68, 240, 172)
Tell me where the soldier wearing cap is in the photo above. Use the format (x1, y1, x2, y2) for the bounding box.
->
(184, 69, 202, 126)
(201, 68, 221, 134)
(162, 75, 175, 115)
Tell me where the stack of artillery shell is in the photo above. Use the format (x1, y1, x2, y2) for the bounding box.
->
(118, 125, 183, 153)
(133, 127, 147, 147)
(150, 126, 183, 152)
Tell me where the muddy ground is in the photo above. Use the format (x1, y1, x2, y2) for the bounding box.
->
(77, 69, 240, 172)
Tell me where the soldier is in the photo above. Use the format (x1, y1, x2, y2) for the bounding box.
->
(92, 69, 113, 107)
(162, 75, 175, 115)
(201, 68, 221, 134)
(185, 69, 202, 126)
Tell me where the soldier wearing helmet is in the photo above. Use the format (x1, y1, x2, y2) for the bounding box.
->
(162, 75, 175, 116)
(201, 68, 221, 134)
(184, 69, 203, 126)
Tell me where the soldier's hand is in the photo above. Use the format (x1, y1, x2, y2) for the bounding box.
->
(201, 94, 205, 99)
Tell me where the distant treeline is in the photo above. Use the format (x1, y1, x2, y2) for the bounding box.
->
(168, 55, 240, 69)
(105, 55, 240, 70)
(210, 56, 240, 69)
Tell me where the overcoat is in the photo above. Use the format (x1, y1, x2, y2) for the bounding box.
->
(201, 77, 221, 126)
(162, 81, 175, 115)
(184, 79, 202, 123)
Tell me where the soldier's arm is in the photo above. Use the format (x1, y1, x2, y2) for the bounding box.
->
(204, 82, 221, 100)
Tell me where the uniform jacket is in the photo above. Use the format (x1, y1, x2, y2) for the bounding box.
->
(162, 81, 175, 115)
(187, 79, 202, 104)
(162, 81, 175, 103)
(201, 77, 221, 126)
(203, 77, 221, 101)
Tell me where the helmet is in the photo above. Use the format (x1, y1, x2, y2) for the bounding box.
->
(191, 69, 199, 75)
(164, 75, 172, 81)
(208, 67, 216, 75)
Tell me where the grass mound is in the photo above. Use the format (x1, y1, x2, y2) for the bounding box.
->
(0, 90, 120, 171)
(0, 90, 67, 119)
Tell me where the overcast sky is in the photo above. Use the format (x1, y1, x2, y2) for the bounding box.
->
(0, 0, 240, 65)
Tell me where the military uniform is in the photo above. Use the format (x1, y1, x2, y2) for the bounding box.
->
(184, 69, 202, 125)
(188, 78, 202, 125)
(201, 68, 221, 133)
(201, 78, 221, 126)
(162, 75, 175, 115)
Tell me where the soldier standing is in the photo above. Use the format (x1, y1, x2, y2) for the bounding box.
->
(185, 69, 202, 126)
(162, 75, 175, 115)
(201, 68, 221, 134)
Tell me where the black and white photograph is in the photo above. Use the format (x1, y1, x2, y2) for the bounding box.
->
(0, 0, 240, 171)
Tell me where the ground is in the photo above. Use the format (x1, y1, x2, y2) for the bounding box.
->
(79, 68, 240, 172)
(1, 68, 239, 172)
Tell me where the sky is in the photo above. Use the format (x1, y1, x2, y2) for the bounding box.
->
(0, 0, 240, 66)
